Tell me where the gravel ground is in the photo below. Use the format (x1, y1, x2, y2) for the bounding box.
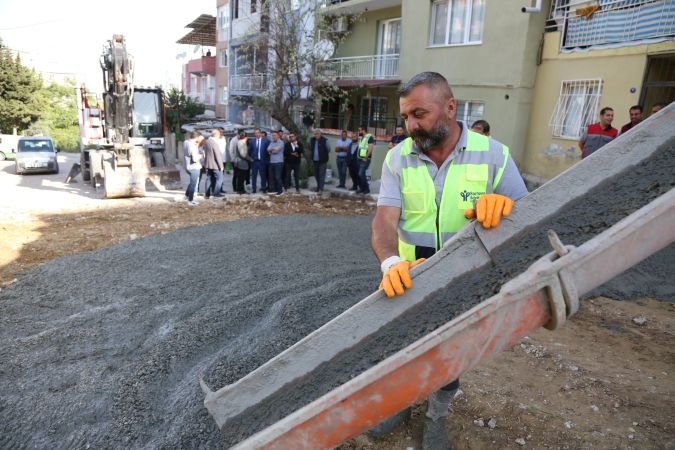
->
(0, 215, 379, 449)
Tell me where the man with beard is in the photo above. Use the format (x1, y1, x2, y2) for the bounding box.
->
(370, 72, 528, 449)
(357, 126, 375, 194)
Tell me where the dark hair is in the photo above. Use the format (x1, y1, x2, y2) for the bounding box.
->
(652, 101, 668, 109)
(629, 105, 643, 112)
(398, 71, 453, 100)
(600, 107, 614, 115)
(189, 131, 200, 139)
(471, 119, 490, 134)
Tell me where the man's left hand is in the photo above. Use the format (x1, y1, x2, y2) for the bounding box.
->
(464, 194, 514, 229)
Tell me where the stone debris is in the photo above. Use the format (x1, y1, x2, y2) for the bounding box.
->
(487, 418, 497, 429)
(632, 316, 648, 325)
(515, 437, 526, 446)
(591, 405, 599, 412)
(564, 420, 575, 429)
(473, 418, 485, 427)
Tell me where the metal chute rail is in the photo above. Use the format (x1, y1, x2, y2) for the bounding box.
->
(203, 103, 675, 448)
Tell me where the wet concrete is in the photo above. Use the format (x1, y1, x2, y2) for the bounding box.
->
(221, 143, 674, 447)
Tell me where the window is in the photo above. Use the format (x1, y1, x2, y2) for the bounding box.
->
(430, 0, 485, 46)
(251, 0, 257, 14)
(220, 49, 228, 67)
(456, 100, 484, 125)
(220, 86, 228, 105)
(549, 79, 602, 139)
(234, 0, 239, 19)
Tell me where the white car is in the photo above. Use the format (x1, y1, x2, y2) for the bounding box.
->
(15, 137, 59, 175)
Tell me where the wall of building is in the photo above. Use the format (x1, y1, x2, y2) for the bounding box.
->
(216, 0, 230, 118)
(333, 6, 402, 58)
(522, 32, 674, 180)
(397, 0, 546, 165)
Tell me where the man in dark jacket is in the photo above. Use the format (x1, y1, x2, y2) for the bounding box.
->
(309, 129, 330, 193)
(248, 128, 270, 193)
(203, 128, 224, 198)
(284, 131, 304, 192)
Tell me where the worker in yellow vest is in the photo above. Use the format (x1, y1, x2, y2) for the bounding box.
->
(356, 126, 375, 194)
(370, 72, 528, 449)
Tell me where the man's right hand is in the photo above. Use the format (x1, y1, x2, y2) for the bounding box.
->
(379, 257, 426, 298)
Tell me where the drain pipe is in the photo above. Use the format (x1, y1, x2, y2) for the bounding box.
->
(522, 0, 542, 13)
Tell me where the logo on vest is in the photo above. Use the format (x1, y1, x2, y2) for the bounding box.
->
(460, 190, 484, 203)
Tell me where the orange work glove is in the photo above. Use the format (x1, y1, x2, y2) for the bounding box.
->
(463, 194, 514, 229)
(379, 257, 426, 298)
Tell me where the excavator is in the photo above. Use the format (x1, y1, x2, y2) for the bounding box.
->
(201, 103, 674, 448)
(75, 35, 180, 198)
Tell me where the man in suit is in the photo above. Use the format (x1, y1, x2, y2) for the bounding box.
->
(249, 127, 270, 193)
(284, 131, 304, 192)
(202, 128, 225, 199)
(309, 129, 330, 193)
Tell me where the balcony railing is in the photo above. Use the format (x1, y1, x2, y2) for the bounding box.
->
(230, 74, 267, 92)
(318, 54, 400, 81)
(548, 0, 675, 50)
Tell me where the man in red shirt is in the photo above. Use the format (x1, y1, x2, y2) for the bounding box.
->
(578, 107, 618, 159)
(620, 105, 643, 134)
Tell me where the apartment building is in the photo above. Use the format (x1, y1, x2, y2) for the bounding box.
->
(523, 0, 675, 181)
(217, 0, 231, 118)
(321, 0, 546, 180)
(177, 15, 218, 111)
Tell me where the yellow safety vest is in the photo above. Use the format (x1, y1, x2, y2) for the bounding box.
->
(358, 134, 373, 158)
(384, 132, 510, 262)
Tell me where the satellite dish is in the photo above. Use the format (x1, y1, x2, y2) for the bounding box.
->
(314, 39, 335, 61)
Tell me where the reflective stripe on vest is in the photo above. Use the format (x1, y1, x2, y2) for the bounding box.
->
(385, 132, 509, 262)
(358, 134, 373, 158)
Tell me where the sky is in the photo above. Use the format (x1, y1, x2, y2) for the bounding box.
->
(0, 0, 216, 92)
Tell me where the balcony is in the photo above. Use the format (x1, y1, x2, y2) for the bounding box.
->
(186, 56, 216, 75)
(548, 0, 675, 50)
(321, 0, 401, 14)
(230, 74, 267, 93)
(318, 54, 400, 86)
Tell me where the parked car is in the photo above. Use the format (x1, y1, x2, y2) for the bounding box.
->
(15, 137, 59, 175)
(0, 134, 20, 161)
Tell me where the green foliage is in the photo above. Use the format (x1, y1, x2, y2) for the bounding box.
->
(0, 42, 43, 133)
(35, 79, 80, 151)
(165, 87, 206, 139)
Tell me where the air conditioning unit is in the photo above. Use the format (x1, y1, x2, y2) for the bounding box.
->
(332, 16, 349, 33)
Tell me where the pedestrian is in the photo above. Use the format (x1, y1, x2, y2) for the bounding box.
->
(309, 129, 330, 193)
(619, 105, 642, 135)
(196, 135, 206, 195)
(229, 130, 240, 192)
(650, 101, 667, 115)
(268, 130, 285, 196)
(346, 131, 360, 191)
(335, 130, 351, 188)
(249, 127, 270, 193)
(578, 107, 618, 158)
(356, 126, 375, 194)
(202, 128, 225, 199)
(214, 127, 228, 193)
(370, 71, 528, 448)
(284, 131, 304, 193)
(470, 119, 490, 136)
(387, 125, 407, 149)
(183, 131, 202, 205)
(233, 130, 251, 194)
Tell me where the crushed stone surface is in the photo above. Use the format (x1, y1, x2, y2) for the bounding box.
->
(0, 215, 379, 449)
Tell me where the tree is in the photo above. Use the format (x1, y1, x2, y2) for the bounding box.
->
(0, 39, 43, 134)
(33, 79, 80, 151)
(165, 87, 206, 138)
(239, 0, 357, 136)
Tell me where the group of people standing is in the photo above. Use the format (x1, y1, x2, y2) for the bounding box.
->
(579, 102, 667, 159)
(182, 125, 381, 204)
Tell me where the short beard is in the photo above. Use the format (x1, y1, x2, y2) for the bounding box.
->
(411, 120, 450, 153)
